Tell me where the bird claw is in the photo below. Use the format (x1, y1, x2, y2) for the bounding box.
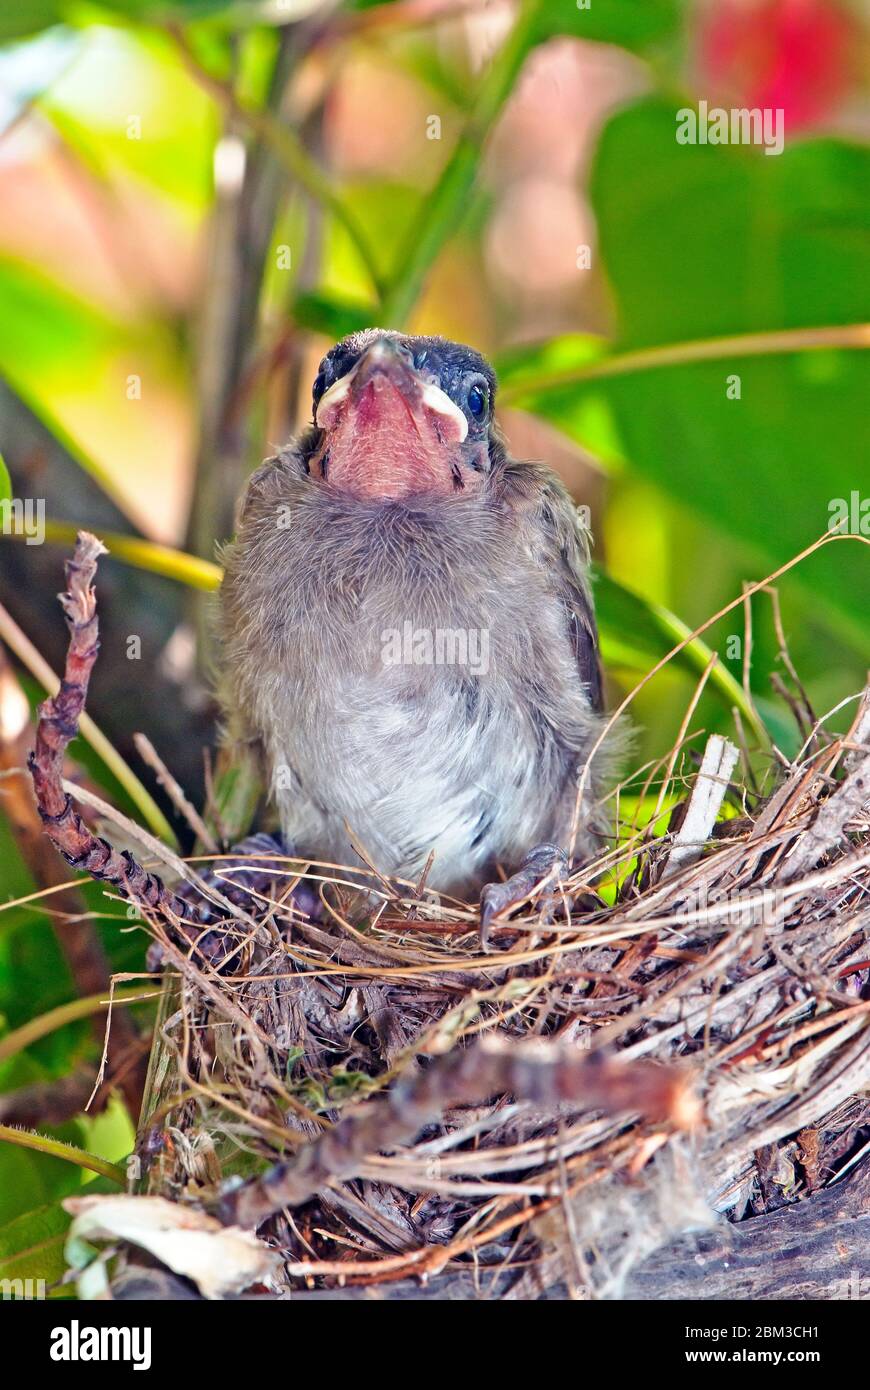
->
(478, 843, 569, 951)
(172, 832, 293, 919)
(149, 832, 317, 972)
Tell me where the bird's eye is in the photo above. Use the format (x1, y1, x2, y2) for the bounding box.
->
(467, 383, 488, 421)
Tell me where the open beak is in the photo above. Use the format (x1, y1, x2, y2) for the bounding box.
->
(315, 338, 468, 444)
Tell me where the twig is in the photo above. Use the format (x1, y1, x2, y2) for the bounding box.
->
(568, 529, 870, 858)
(167, 23, 384, 302)
(766, 584, 817, 733)
(779, 750, 870, 883)
(770, 671, 812, 744)
(134, 732, 218, 852)
(649, 651, 718, 828)
(499, 323, 870, 404)
(844, 683, 870, 778)
(662, 735, 739, 881)
(0, 596, 176, 844)
(27, 533, 211, 955)
(216, 1040, 698, 1228)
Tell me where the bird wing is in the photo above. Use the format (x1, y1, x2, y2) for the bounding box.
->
(536, 473, 604, 713)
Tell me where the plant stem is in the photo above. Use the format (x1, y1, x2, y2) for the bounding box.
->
(37, 522, 222, 592)
(0, 987, 155, 1067)
(0, 1123, 126, 1185)
(598, 572, 768, 745)
(499, 323, 870, 403)
(379, 0, 543, 328)
(0, 600, 178, 847)
(168, 23, 385, 303)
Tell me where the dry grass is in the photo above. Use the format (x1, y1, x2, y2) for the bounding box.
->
(29, 531, 870, 1299)
(130, 683, 870, 1298)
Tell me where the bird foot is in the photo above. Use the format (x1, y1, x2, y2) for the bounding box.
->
(479, 843, 569, 951)
(149, 832, 318, 970)
(197, 832, 320, 921)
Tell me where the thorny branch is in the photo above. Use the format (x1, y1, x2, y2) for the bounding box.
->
(216, 1038, 699, 1228)
(27, 532, 210, 956)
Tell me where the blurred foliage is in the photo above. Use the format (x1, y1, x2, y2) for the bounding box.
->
(508, 103, 869, 638)
(0, 0, 867, 1272)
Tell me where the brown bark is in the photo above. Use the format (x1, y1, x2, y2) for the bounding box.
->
(27, 533, 215, 963)
(623, 1159, 870, 1300)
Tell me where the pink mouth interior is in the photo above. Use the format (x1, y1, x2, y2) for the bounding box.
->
(318, 375, 462, 500)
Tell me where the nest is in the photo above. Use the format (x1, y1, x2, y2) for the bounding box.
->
(35, 534, 870, 1300)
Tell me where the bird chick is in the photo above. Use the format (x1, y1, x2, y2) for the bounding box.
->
(219, 330, 607, 940)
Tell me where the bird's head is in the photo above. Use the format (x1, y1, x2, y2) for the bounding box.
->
(306, 329, 497, 500)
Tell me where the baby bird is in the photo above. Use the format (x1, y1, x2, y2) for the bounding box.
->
(219, 330, 606, 940)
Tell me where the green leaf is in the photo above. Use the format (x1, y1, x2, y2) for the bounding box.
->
(0, 3, 63, 42)
(594, 568, 767, 742)
(0, 1201, 70, 1289)
(0, 451, 11, 504)
(208, 748, 263, 845)
(104, 0, 258, 17)
(0, 0, 264, 39)
(0, 256, 190, 533)
(497, 334, 626, 468)
(348, 0, 681, 53)
(511, 102, 870, 637)
(0, 1136, 77, 1226)
(74, 1094, 136, 1174)
(534, 0, 681, 51)
(591, 107, 869, 347)
(0, 818, 81, 1062)
(293, 290, 377, 343)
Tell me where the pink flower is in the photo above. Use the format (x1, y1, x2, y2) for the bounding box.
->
(695, 0, 860, 132)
